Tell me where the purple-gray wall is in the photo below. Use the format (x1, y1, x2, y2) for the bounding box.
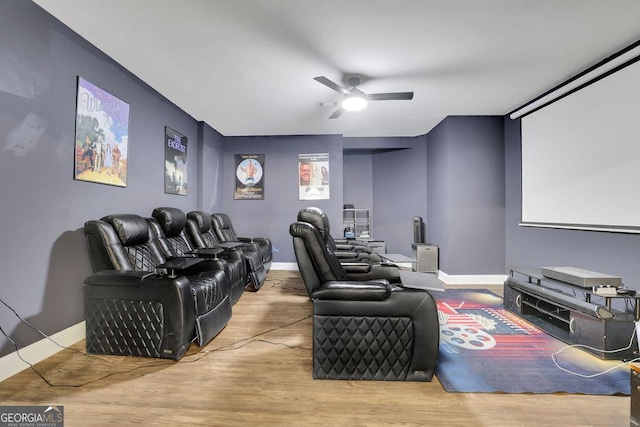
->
(343, 155, 373, 212)
(372, 137, 428, 254)
(427, 116, 506, 274)
(198, 122, 226, 212)
(0, 1, 216, 357)
(220, 135, 344, 262)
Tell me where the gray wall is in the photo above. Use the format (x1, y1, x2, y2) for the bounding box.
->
(427, 116, 506, 274)
(505, 117, 640, 288)
(198, 122, 225, 212)
(372, 137, 428, 254)
(0, 1, 212, 357)
(343, 154, 373, 212)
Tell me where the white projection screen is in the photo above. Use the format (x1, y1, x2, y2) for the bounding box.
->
(521, 58, 640, 233)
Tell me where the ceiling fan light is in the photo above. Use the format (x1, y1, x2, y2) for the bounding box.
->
(342, 95, 367, 111)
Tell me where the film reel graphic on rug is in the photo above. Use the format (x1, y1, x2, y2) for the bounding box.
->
(439, 323, 496, 350)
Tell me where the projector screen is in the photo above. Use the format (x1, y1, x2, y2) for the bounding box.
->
(521, 58, 640, 233)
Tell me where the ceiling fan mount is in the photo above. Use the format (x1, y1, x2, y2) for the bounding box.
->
(314, 75, 413, 119)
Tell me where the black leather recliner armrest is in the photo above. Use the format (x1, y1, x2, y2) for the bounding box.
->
(340, 262, 373, 273)
(186, 247, 224, 258)
(344, 263, 402, 283)
(334, 250, 360, 259)
(155, 256, 222, 277)
(334, 243, 372, 253)
(312, 281, 391, 301)
(215, 241, 245, 249)
(157, 257, 203, 270)
(84, 270, 155, 286)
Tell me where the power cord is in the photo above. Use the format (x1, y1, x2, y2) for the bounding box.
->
(0, 295, 312, 387)
(551, 325, 640, 378)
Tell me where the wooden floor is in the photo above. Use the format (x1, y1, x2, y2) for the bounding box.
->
(0, 270, 631, 426)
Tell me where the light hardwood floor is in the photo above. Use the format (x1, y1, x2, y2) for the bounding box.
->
(0, 270, 630, 426)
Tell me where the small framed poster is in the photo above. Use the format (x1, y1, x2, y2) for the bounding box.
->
(235, 154, 265, 200)
(298, 153, 329, 200)
(164, 127, 188, 195)
(74, 77, 130, 187)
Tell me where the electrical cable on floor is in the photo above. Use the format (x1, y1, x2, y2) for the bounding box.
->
(0, 296, 114, 363)
(185, 314, 313, 362)
(551, 325, 640, 378)
(0, 294, 312, 388)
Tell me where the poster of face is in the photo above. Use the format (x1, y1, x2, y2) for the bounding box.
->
(164, 127, 188, 195)
(298, 153, 330, 200)
(74, 77, 130, 187)
(235, 154, 265, 200)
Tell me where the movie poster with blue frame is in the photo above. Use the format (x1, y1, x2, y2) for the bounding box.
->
(164, 127, 188, 195)
(74, 77, 130, 187)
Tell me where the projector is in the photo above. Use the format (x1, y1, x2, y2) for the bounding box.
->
(541, 266, 622, 288)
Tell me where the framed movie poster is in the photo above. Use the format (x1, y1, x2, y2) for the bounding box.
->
(234, 154, 265, 200)
(74, 77, 130, 187)
(298, 153, 330, 200)
(164, 127, 188, 195)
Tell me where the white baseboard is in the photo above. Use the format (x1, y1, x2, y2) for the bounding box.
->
(0, 321, 85, 383)
(271, 262, 299, 271)
(437, 271, 507, 286)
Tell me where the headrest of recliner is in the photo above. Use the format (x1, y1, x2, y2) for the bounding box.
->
(289, 221, 319, 239)
(212, 213, 232, 228)
(152, 207, 186, 237)
(101, 214, 150, 246)
(187, 211, 212, 232)
(297, 207, 329, 239)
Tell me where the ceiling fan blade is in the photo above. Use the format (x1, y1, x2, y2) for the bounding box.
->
(314, 76, 350, 95)
(367, 92, 414, 101)
(329, 107, 345, 119)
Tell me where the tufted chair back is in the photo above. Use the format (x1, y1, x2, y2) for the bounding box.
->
(150, 207, 194, 257)
(85, 214, 166, 272)
(186, 210, 222, 249)
(210, 213, 238, 242)
(289, 221, 348, 297)
(296, 207, 337, 250)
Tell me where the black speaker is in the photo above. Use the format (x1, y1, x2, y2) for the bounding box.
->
(503, 284, 523, 314)
(413, 216, 424, 244)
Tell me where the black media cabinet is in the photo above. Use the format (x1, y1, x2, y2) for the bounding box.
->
(504, 267, 638, 360)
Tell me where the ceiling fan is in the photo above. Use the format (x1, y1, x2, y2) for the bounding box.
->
(314, 76, 413, 119)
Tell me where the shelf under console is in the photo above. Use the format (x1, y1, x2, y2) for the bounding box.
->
(504, 268, 638, 360)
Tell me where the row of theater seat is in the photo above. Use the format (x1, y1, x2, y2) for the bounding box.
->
(290, 207, 440, 381)
(83, 207, 272, 360)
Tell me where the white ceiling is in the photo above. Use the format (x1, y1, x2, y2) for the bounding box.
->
(32, 0, 640, 137)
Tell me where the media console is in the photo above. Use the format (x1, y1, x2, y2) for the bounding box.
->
(504, 266, 639, 360)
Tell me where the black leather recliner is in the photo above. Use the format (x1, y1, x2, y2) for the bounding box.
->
(209, 213, 268, 290)
(149, 207, 245, 305)
(289, 220, 440, 381)
(185, 211, 249, 291)
(84, 214, 232, 360)
(297, 207, 384, 263)
(211, 213, 272, 273)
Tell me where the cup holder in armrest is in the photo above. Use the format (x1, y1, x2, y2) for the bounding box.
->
(214, 242, 244, 249)
(156, 257, 204, 278)
(186, 247, 224, 258)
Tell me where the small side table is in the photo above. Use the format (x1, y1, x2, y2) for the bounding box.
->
(411, 244, 439, 273)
